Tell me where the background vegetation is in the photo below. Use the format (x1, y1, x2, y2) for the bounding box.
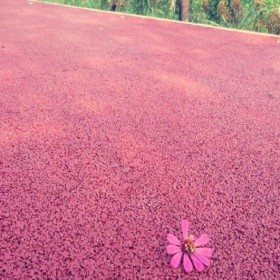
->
(44, 0, 280, 34)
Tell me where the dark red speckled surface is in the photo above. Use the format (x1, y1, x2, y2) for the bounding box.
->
(0, 0, 280, 279)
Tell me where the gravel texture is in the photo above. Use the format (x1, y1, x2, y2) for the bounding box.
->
(0, 0, 280, 279)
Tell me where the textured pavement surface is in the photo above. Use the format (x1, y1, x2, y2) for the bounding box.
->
(1, 0, 280, 279)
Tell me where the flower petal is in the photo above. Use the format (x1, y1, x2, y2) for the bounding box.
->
(170, 251, 183, 269)
(181, 220, 189, 240)
(195, 234, 209, 247)
(166, 245, 181, 255)
(194, 252, 210, 266)
(167, 233, 181, 246)
(195, 247, 213, 258)
(183, 253, 193, 273)
(190, 254, 204, 272)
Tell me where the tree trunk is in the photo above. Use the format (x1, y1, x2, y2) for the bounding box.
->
(111, 0, 117, 11)
(110, 0, 124, 11)
(180, 0, 190, 22)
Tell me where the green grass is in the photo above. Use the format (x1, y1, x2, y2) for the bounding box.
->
(42, 0, 179, 19)
(42, 0, 279, 34)
(42, 0, 101, 9)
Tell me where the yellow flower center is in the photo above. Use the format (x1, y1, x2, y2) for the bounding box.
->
(184, 234, 196, 253)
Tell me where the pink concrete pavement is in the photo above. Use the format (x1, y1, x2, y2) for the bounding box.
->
(0, 0, 280, 279)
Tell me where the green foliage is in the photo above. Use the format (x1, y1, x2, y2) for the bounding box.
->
(190, 0, 208, 22)
(266, 0, 279, 10)
(233, 1, 264, 30)
(190, 0, 280, 34)
(205, 0, 221, 20)
(45, 0, 100, 9)
(43, 0, 280, 34)
(116, 0, 179, 19)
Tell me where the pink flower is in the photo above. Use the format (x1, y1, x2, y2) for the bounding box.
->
(166, 219, 213, 273)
